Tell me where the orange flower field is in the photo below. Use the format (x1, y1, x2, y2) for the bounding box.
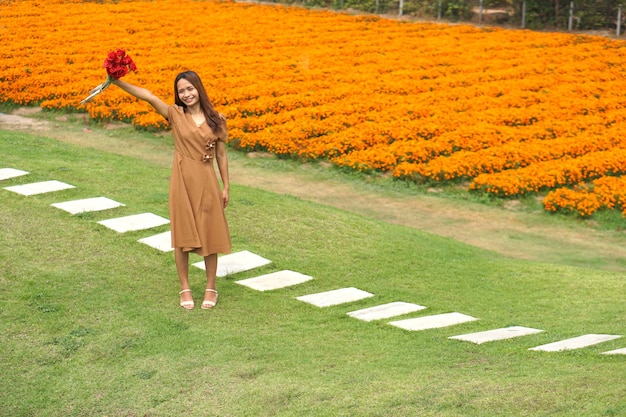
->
(3, 0, 626, 217)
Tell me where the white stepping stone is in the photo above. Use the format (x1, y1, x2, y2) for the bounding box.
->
(138, 231, 173, 252)
(347, 302, 427, 322)
(193, 250, 271, 277)
(296, 287, 374, 307)
(449, 326, 544, 344)
(389, 312, 478, 331)
(51, 196, 125, 214)
(236, 270, 313, 291)
(601, 347, 626, 355)
(0, 168, 29, 181)
(97, 212, 170, 233)
(529, 334, 622, 352)
(4, 180, 75, 196)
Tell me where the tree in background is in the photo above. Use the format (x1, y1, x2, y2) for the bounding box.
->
(277, 0, 624, 31)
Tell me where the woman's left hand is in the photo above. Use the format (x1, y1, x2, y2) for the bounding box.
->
(222, 190, 229, 209)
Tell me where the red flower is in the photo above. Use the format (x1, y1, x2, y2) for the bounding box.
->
(81, 49, 138, 104)
(103, 48, 137, 80)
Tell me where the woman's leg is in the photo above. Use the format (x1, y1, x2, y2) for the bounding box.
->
(202, 253, 218, 307)
(175, 248, 193, 305)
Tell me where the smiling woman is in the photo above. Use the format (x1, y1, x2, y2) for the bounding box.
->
(111, 69, 231, 310)
(3, 0, 626, 217)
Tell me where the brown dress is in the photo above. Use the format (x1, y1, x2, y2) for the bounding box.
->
(167, 105, 231, 256)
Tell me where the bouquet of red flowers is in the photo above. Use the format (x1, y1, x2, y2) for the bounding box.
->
(81, 49, 137, 104)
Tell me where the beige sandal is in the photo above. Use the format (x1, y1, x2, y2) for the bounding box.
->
(179, 289, 194, 310)
(201, 289, 218, 309)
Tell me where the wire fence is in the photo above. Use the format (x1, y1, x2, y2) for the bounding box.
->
(267, 0, 626, 35)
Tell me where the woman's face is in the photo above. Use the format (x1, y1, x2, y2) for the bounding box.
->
(176, 78, 199, 107)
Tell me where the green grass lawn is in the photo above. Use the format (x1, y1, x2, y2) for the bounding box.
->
(1, 129, 625, 416)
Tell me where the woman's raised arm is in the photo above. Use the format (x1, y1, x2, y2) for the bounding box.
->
(112, 79, 169, 119)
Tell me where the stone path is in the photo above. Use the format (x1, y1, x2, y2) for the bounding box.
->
(5, 179, 75, 196)
(347, 302, 426, 322)
(449, 326, 544, 344)
(52, 197, 125, 214)
(0, 167, 28, 181)
(192, 250, 272, 277)
(297, 287, 374, 307)
(138, 231, 173, 252)
(389, 312, 479, 331)
(529, 334, 622, 352)
(602, 347, 626, 355)
(2, 165, 624, 355)
(236, 270, 313, 291)
(98, 212, 170, 233)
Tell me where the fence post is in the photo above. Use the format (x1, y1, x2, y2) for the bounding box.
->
(399, 0, 403, 16)
(376, 0, 379, 14)
(618, 5, 623, 36)
(478, 0, 483, 24)
(521, 0, 526, 29)
(437, 0, 442, 20)
(568, 1, 574, 31)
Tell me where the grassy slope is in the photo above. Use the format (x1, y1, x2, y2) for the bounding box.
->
(7, 107, 626, 274)
(0, 129, 625, 416)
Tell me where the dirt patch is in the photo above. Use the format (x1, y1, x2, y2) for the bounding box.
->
(0, 112, 50, 131)
(2, 108, 626, 272)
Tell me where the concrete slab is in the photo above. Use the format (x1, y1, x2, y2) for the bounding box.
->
(296, 287, 374, 307)
(193, 250, 271, 277)
(51, 196, 125, 214)
(4, 180, 75, 196)
(449, 326, 544, 344)
(529, 334, 622, 352)
(601, 347, 626, 355)
(236, 270, 313, 291)
(0, 168, 29, 181)
(97, 212, 170, 233)
(347, 302, 427, 322)
(138, 231, 173, 252)
(389, 312, 478, 331)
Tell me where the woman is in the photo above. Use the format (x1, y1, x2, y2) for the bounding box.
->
(112, 71, 231, 310)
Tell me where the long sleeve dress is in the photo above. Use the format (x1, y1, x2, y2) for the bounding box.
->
(167, 105, 231, 257)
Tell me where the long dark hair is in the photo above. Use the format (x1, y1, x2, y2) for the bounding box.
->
(174, 70, 225, 134)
